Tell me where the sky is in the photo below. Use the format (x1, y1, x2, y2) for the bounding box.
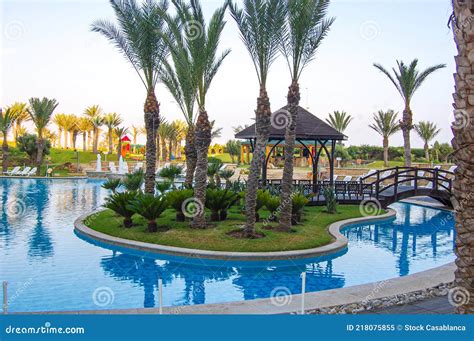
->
(1, 0, 458, 147)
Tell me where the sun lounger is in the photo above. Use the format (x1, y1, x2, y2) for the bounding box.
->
(380, 170, 392, 178)
(342, 176, 352, 182)
(26, 167, 37, 177)
(133, 162, 143, 173)
(3, 166, 21, 176)
(448, 165, 457, 173)
(18, 167, 31, 176)
(364, 169, 377, 177)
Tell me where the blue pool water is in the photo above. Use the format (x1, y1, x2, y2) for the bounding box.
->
(0, 178, 455, 312)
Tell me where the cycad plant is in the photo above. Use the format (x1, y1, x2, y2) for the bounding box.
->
(102, 178, 122, 194)
(326, 111, 353, 136)
(92, 0, 169, 193)
(0, 108, 14, 172)
(159, 165, 183, 187)
(278, 0, 334, 231)
(373, 59, 445, 166)
(104, 113, 123, 154)
(414, 121, 440, 161)
(255, 189, 271, 222)
(167, 188, 194, 221)
(104, 191, 137, 228)
(164, 0, 230, 228)
(123, 169, 145, 192)
(84, 105, 104, 153)
(128, 193, 168, 232)
(28, 97, 59, 175)
(323, 187, 337, 214)
(265, 195, 281, 222)
(219, 169, 235, 188)
(229, 0, 286, 238)
(205, 188, 240, 222)
(369, 110, 401, 167)
(292, 192, 309, 224)
(207, 157, 224, 187)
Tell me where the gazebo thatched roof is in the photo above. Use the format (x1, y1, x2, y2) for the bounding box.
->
(235, 106, 347, 141)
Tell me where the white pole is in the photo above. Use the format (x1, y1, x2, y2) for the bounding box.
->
(301, 272, 306, 315)
(2, 281, 7, 314)
(158, 279, 163, 314)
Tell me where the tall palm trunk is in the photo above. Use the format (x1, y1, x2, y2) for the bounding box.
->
(2, 132, 9, 173)
(192, 109, 212, 228)
(161, 137, 167, 161)
(168, 140, 173, 160)
(58, 128, 63, 148)
(401, 106, 413, 166)
(36, 133, 44, 176)
(117, 140, 122, 158)
(64, 131, 69, 149)
(156, 134, 161, 164)
(184, 126, 197, 187)
(383, 136, 389, 167)
(244, 86, 271, 237)
(93, 128, 99, 154)
(143, 88, 160, 194)
(83, 132, 87, 152)
(451, 0, 474, 314)
(108, 130, 113, 154)
(279, 81, 300, 231)
(424, 142, 430, 161)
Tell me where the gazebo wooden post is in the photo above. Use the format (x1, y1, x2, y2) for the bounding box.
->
(329, 140, 336, 187)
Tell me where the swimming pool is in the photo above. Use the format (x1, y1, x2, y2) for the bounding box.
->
(0, 178, 455, 312)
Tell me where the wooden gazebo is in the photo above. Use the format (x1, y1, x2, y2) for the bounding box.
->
(235, 106, 347, 189)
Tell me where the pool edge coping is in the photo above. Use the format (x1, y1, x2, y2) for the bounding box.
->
(73, 209, 397, 261)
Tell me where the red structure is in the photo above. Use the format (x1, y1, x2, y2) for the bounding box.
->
(121, 135, 131, 157)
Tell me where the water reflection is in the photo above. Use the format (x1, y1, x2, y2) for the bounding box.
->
(28, 181, 54, 258)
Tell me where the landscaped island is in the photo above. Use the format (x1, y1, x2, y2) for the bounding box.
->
(84, 205, 382, 253)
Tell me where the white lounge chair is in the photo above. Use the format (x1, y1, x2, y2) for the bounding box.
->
(109, 162, 117, 174)
(342, 176, 352, 182)
(380, 170, 392, 179)
(18, 167, 31, 176)
(133, 162, 143, 173)
(365, 169, 377, 177)
(434, 165, 441, 170)
(26, 167, 37, 176)
(3, 166, 21, 176)
(448, 165, 457, 173)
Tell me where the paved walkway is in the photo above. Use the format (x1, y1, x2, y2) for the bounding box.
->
(362, 296, 454, 314)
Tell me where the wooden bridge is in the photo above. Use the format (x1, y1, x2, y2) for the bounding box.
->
(261, 167, 455, 208)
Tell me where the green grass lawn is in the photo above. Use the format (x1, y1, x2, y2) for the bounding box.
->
(49, 148, 121, 164)
(86, 205, 383, 252)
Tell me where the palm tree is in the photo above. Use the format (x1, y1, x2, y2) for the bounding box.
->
(28, 97, 59, 175)
(115, 126, 129, 157)
(104, 113, 123, 154)
(172, 120, 187, 158)
(278, 0, 334, 231)
(414, 121, 440, 161)
(0, 108, 14, 173)
(92, 0, 169, 194)
(373, 59, 445, 166)
(159, 18, 198, 185)
(84, 105, 104, 153)
(450, 0, 474, 314)
(326, 110, 353, 135)
(165, 0, 230, 228)
(52, 113, 67, 148)
(77, 117, 93, 152)
(65, 114, 80, 149)
(369, 110, 400, 167)
(131, 125, 141, 152)
(229, 0, 286, 237)
(8, 102, 30, 143)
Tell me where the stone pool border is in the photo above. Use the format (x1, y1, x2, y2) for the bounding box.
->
(74, 209, 397, 261)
